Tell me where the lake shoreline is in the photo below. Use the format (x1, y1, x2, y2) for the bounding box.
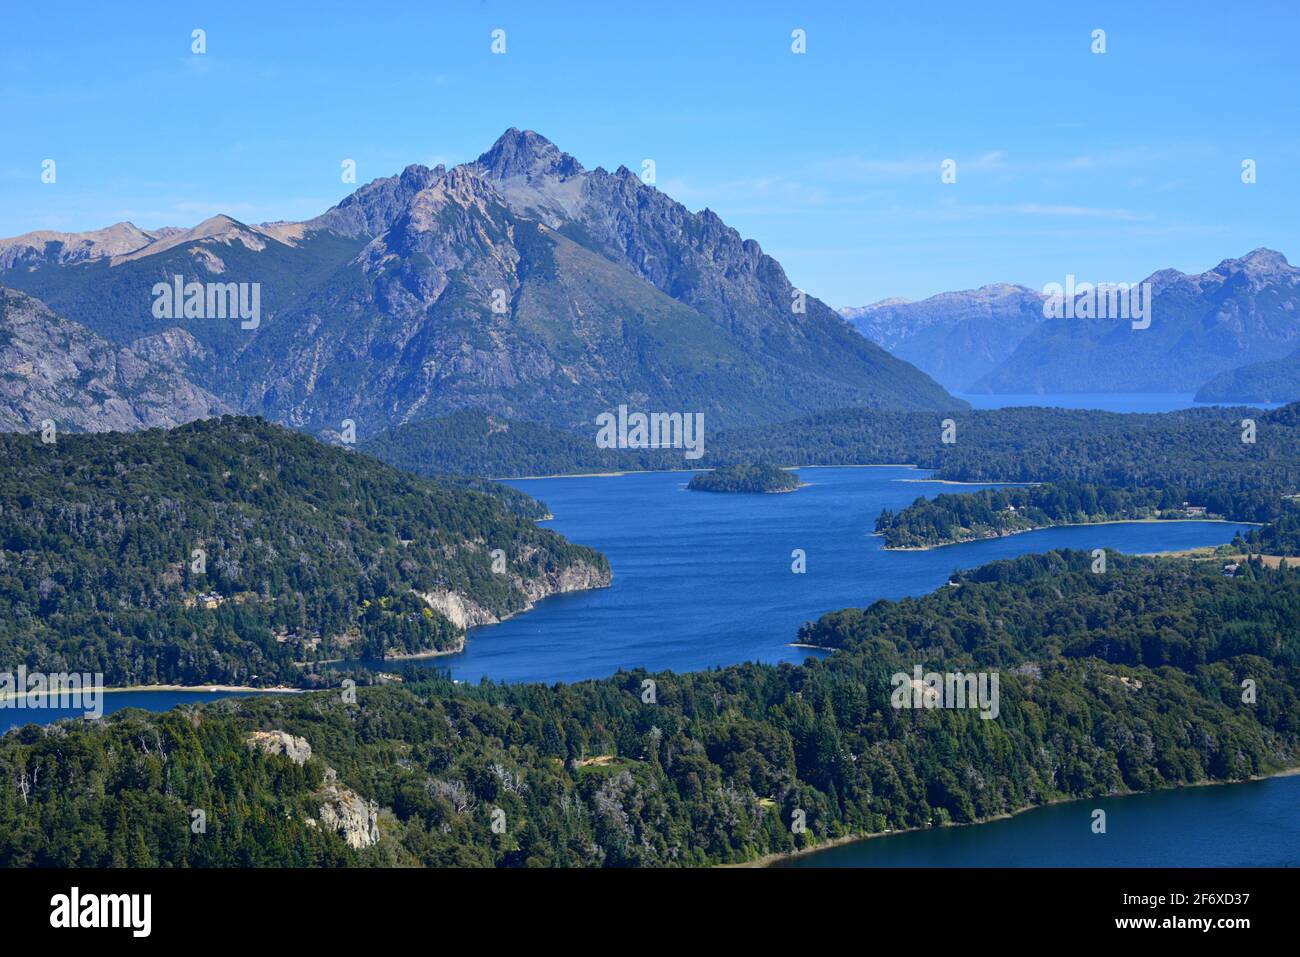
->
(881, 517, 1257, 552)
(500, 463, 924, 481)
(735, 764, 1300, 868)
(0, 683, 304, 704)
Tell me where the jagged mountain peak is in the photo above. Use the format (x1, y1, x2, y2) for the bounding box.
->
(304, 163, 447, 239)
(0, 128, 963, 435)
(399, 162, 443, 186)
(391, 165, 503, 235)
(476, 128, 584, 182)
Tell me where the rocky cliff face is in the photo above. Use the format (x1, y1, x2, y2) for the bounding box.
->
(246, 731, 380, 850)
(305, 163, 446, 238)
(469, 129, 961, 415)
(246, 730, 314, 764)
(317, 770, 380, 850)
(0, 286, 228, 431)
(417, 557, 611, 652)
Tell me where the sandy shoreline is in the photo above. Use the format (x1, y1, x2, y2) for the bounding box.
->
(732, 764, 1300, 868)
(380, 644, 464, 661)
(895, 477, 1027, 487)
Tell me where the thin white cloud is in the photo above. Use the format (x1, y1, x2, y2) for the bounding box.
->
(1010, 203, 1140, 220)
(813, 150, 1007, 179)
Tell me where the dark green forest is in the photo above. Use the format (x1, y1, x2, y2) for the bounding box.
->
(361, 402, 1300, 554)
(1235, 504, 1300, 557)
(364, 404, 1299, 486)
(0, 417, 606, 687)
(686, 463, 802, 493)
(875, 483, 1214, 549)
(1, 552, 1295, 867)
(363, 403, 1300, 521)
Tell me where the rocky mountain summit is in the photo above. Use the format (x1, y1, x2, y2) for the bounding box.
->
(0, 129, 961, 438)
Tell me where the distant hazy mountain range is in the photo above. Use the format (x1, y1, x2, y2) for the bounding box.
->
(1194, 347, 1300, 403)
(840, 284, 1046, 391)
(0, 129, 959, 436)
(842, 249, 1299, 399)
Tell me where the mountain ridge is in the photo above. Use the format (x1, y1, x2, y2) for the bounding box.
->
(971, 248, 1300, 393)
(841, 283, 1047, 391)
(0, 128, 963, 435)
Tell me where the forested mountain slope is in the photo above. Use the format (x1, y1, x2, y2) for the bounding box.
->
(0, 416, 608, 686)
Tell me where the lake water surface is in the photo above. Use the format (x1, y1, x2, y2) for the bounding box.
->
(955, 392, 1284, 413)
(427, 466, 1249, 684)
(776, 773, 1300, 867)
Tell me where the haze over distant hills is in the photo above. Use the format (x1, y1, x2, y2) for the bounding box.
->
(1194, 346, 1300, 404)
(840, 249, 1299, 399)
(971, 249, 1300, 395)
(0, 129, 960, 436)
(840, 284, 1046, 391)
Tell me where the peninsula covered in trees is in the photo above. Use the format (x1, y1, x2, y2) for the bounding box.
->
(361, 402, 1300, 552)
(875, 483, 1225, 550)
(0, 417, 609, 687)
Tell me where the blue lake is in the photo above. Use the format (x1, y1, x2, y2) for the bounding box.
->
(2, 466, 1248, 730)
(956, 392, 1284, 413)
(777, 773, 1300, 867)
(422, 466, 1250, 684)
(5, 464, 1286, 867)
(0, 690, 272, 734)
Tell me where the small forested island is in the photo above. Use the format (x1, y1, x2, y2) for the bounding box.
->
(687, 462, 803, 493)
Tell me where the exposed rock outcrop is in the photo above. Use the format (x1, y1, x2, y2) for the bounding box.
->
(318, 770, 381, 850)
(418, 557, 611, 637)
(245, 730, 312, 765)
(0, 286, 228, 432)
(246, 731, 380, 849)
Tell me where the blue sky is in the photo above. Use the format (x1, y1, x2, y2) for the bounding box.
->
(2, 0, 1297, 305)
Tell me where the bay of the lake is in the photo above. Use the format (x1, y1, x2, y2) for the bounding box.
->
(2, 465, 1249, 732)
(776, 772, 1300, 867)
(419, 465, 1250, 684)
